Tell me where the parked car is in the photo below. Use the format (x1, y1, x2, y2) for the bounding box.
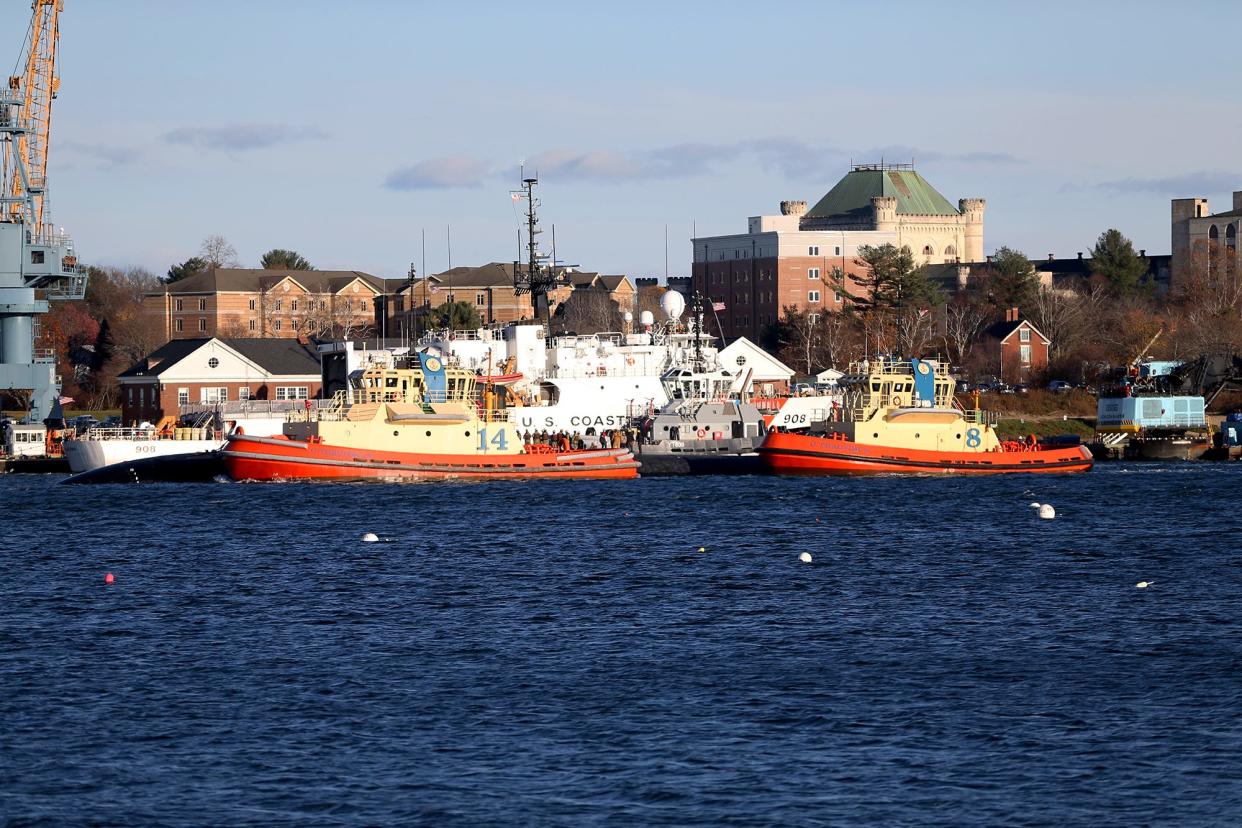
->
(1013, 383, 1030, 394)
(101, 415, 123, 428)
(1047, 380, 1073, 393)
(71, 415, 100, 432)
(793, 383, 813, 395)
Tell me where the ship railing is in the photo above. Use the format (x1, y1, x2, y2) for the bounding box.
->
(75, 427, 159, 441)
(183, 400, 335, 417)
(32, 348, 55, 363)
(546, 365, 650, 379)
(962, 409, 999, 426)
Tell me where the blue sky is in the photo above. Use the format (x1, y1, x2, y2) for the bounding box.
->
(6, 0, 1241, 279)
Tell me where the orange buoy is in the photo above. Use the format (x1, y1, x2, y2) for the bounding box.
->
(104, 572, 115, 585)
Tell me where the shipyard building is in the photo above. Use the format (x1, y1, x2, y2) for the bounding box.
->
(692, 163, 985, 341)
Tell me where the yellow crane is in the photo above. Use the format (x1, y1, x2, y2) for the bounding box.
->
(5, 0, 60, 231)
(1, 0, 83, 424)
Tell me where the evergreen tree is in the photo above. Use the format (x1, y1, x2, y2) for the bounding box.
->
(164, 256, 207, 284)
(260, 248, 314, 270)
(1090, 229, 1150, 297)
(427, 300, 482, 329)
(846, 244, 944, 312)
(987, 246, 1038, 311)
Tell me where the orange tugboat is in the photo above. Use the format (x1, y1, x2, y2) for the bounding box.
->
(759, 357, 1092, 475)
(222, 354, 638, 482)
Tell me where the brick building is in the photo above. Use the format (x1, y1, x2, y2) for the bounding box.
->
(1172, 190, 1242, 290)
(143, 269, 389, 341)
(980, 309, 1050, 383)
(383, 262, 635, 335)
(692, 163, 985, 342)
(116, 338, 322, 424)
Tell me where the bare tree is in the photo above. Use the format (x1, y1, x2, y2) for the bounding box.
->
(199, 235, 240, 269)
(554, 290, 624, 334)
(943, 290, 994, 369)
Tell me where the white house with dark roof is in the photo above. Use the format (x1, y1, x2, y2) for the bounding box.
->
(116, 338, 322, 424)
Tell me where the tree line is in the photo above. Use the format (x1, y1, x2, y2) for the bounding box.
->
(769, 227, 1234, 383)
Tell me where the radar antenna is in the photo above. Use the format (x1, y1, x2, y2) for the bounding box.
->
(511, 174, 564, 328)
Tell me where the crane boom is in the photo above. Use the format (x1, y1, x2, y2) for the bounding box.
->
(6, 0, 60, 229)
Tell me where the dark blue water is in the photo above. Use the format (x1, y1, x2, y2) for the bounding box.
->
(3, 465, 1242, 826)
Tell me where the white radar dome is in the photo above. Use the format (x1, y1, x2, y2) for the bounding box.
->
(639, 310, 655, 327)
(623, 311, 633, 322)
(661, 291, 685, 320)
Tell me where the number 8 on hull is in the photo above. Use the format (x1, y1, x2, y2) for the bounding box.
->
(758, 357, 1092, 475)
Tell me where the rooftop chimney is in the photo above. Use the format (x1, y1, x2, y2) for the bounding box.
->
(1077, 252, 1083, 260)
(780, 200, 807, 217)
(986, 255, 993, 263)
(1048, 253, 1055, 261)
(1006, 307, 1019, 323)
(1234, 191, 1242, 212)
(1140, 249, 1146, 257)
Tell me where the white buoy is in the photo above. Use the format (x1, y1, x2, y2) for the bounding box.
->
(1029, 502, 1041, 509)
(1038, 504, 1056, 520)
(1136, 581, 1153, 589)
(361, 532, 380, 543)
(799, 552, 813, 564)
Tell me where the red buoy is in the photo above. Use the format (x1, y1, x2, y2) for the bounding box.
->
(104, 572, 115, 585)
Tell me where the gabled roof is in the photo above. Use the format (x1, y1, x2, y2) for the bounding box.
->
(598, 274, 633, 292)
(117, 338, 208, 378)
(805, 166, 959, 222)
(153, 268, 386, 295)
(984, 318, 1051, 345)
(118, 337, 320, 379)
(222, 339, 320, 375)
(718, 336, 794, 381)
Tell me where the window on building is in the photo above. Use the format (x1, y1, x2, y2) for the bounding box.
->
(274, 299, 282, 311)
(476, 293, 486, 306)
(809, 246, 819, 256)
(358, 300, 367, 312)
(201, 387, 228, 404)
(808, 290, 821, 302)
(177, 388, 189, 407)
(808, 313, 819, 325)
(808, 268, 820, 280)
(248, 298, 256, 311)
(945, 245, 957, 258)
(239, 387, 250, 401)
(198, 298, 206, 311)
(276, 386, 309, 401)
(175, 299, 183, 311)
(922, 245, 934, 256)
(249, 319, 256, 332)
(175, 318, 183, 332)
(1019, 328, 1030, 342)
(128, 387, 134, 404)
(198, 318, 207, 332)
(835, 246, 841, 256)
(291, 299, 299, 312)
(1019, 344, 1032, 365)
(274, 319, 282, 332)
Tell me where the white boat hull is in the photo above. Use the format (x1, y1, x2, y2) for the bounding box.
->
(64, 438, 223, 473)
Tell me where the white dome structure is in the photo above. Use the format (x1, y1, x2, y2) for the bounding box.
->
(660, 291, 685, 320)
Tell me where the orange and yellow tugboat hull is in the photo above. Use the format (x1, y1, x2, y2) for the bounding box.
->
(759, 432, 1093, 475)
(222, 434, 639, 482)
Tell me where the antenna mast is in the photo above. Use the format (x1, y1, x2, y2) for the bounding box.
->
(511, 173, 560, 328)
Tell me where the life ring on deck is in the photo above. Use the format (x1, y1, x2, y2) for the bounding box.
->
(891, 395, 901, 407)
(696, 427, 707, 438)
(625, 357, 634, 366)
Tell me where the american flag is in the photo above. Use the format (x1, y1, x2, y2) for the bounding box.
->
(712, 301, 726, 312)
(510, 192, 526, 201)
(57, 396, 74, 404)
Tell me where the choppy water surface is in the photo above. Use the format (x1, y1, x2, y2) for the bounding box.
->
(2, 465, 1242, 826)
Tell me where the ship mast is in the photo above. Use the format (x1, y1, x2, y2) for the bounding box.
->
(511, 174, 561, 329)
